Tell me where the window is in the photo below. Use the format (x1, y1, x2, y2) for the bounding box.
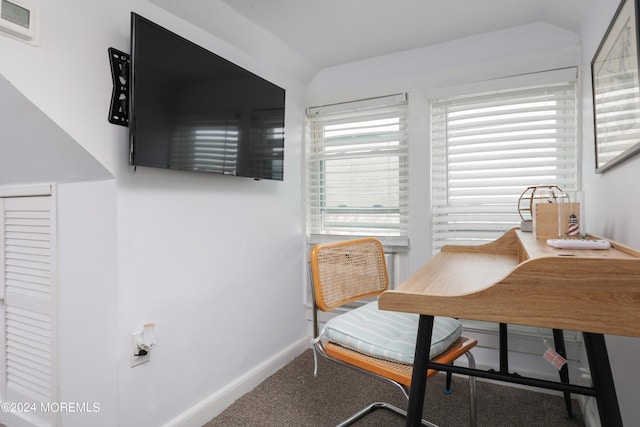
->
(430, 69, 578, 252)
(307, 94, 409, 246)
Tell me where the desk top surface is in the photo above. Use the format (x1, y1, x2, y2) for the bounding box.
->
(378, 229, 640, 337)
(517, 231, 638, 260)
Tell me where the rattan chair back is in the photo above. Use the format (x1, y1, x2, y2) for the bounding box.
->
(310, 238, 388, 312)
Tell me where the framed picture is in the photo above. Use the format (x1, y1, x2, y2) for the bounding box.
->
(591, 0, 640, 173)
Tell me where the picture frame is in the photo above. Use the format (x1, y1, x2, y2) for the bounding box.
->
(591, 0, 640, 173)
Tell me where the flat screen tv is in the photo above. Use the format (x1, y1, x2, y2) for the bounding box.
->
(129, 13, 285, 181)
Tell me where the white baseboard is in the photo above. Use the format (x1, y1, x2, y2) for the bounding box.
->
(577, 395, 600, 427)
(161, 337, 310, 427)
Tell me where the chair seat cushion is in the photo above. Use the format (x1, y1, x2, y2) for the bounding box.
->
(323, 301, 462, 364)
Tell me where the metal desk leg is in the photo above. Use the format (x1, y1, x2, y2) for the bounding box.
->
(502, 325, 572, 418)
(552, 329, 573, 418)
(499, 323, 509, 373)
(406, 315, 435, 427)
(583, 332, 622, 427)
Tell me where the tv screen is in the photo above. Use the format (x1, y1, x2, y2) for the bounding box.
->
(129, 13, 285, 181)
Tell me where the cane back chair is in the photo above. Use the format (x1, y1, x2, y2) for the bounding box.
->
(310, 237, 477, 426)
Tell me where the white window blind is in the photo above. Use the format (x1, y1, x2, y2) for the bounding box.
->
(307, 94, 409, 246)
(430, 71, 578, 252)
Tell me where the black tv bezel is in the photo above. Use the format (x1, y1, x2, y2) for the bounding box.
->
(128, 12, 285, 181)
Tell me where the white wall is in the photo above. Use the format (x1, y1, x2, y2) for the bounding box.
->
(0, 74, 112, 185)
(0, 0, 308, 426)
(56, 180, 118, 427)
(580, 1, 640, 425)
(115, 7, 308, 425)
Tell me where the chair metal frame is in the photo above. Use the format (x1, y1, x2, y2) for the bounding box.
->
(309, 237, 477, 427)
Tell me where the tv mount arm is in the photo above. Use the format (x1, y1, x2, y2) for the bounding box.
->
(108, 47, 130, 127)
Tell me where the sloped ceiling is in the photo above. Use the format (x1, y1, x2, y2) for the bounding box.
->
(151, 0, 590, 74)
(0, 74, 112, 186)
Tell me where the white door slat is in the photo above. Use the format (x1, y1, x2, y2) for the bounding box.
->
(1, 194, 56, 426)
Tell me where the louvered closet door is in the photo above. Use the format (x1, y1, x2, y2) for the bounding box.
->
(0, 195, 57, 427)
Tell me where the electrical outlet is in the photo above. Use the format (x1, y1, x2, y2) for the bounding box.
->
(130, 331, 150, 367)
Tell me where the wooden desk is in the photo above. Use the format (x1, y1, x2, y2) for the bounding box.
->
(378, 228, 640, 426)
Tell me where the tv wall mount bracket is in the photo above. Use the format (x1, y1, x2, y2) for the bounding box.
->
(108, 47, 130, 127)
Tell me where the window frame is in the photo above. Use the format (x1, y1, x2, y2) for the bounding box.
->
(429, 68, 580, 253)
(306, 94, 410, 248)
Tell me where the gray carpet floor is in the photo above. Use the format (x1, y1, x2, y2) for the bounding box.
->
(205, 349, 585, 426)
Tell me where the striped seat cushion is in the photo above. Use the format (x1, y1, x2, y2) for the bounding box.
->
(323, 301, 462, 364)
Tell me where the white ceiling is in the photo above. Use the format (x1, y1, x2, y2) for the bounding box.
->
(151, 0, 590, 71)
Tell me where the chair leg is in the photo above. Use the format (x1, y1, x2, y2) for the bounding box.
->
(466, 351, 477, 427)
(444, 371, 453, 394)
(336, 402, 438, 427)
(442, 352, 477, 427)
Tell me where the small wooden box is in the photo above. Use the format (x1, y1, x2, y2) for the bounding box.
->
(533, 203, 580, 239)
